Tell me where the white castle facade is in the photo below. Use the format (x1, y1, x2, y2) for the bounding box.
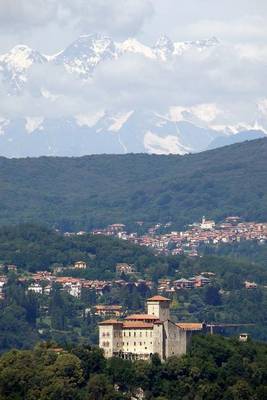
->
(99, 295, 203, 361)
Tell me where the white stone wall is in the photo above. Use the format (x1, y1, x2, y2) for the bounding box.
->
(113, 325, 123, 354)
(99, 325, 116, 358)
(121, 328, 154, 357)
(147, 301, 170, 321)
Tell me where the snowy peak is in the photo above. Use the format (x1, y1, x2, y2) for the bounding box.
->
(0, 45, 47, 92)
(0, 45, 46, 71)
(154, 35, 175, 60)
(54, 33, 116, 77)
(117, 38, 155, 59)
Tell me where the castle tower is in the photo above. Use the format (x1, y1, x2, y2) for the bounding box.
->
(147, 295, 171, 321)
(98, 319, 123, 358)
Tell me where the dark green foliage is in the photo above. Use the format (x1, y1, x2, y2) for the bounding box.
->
(204, 286, 222, 306)
(0, 224, 157, 276)
(1, 336, 267, 399)
(0, 139, 266, 230)
(202, 240, 267, 266)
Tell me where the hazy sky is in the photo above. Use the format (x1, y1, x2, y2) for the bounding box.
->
(0, 0, 267, 53)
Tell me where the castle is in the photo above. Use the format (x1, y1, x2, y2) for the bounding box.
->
(99, 295, 203, 361)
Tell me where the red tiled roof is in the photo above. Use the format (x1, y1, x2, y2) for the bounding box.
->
(98, 319, 123, 325)
(125, 314, 159, 321)
(176, 323, 203, 331)
(147, 295, 171, 302)
(123, 321, 154, 329)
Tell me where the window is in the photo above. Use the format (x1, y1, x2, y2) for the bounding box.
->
(134, 332, 136, 337)
(124, 332, 126, 337)
(140, 342, 142, 346)
(134, 342, 136, 346)
(140, 332, 142, 337)
(129, 332, 131, 337)
(102, 332, 106, 337)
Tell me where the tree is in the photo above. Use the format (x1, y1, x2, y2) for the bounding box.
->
(86, 374, 121, 400)
(204, 286, 222, 306)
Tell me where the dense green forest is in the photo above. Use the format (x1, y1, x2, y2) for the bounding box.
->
(0, 224, 159, 278)
(1, 225, 267, 351)
(1, 336, 267, 400)
(0, 138, 266, 230)
(201, 240, 267, 266)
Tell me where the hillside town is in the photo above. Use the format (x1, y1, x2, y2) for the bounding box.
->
(0, 216, 265, 302)
(88, 216, 267, 257)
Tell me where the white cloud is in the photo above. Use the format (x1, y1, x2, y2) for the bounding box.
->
(0, 0, 58, 28)
(175, 16, 267, 44)
(0, 0, 154, 39)
(258, 99, 267, 117)
(25, 116, 44, 133)
(63, 0, 154, 38)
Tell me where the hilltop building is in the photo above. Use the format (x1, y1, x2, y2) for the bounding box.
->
(116, 263, 136, 276)
(200, 216, 215, 230)
(74, 261, 87, 269)
(94, 305, 123, 317)
(99, 295, 203, 361)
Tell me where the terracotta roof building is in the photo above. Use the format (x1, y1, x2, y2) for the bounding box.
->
(99, 296, 203, 361)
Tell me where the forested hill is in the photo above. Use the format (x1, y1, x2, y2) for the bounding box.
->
(0, 138, 266, 230)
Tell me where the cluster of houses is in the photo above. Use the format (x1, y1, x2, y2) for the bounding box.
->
(0, 271, 213, 301)
(157, 274, 213, 293)
(0, 253, 261, 303)
(89, 217, 267, 257)
(21, 271, 153, 299)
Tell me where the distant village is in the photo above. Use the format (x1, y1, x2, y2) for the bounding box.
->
(88, 215, 267, 257)
(0, 216, 264, 304)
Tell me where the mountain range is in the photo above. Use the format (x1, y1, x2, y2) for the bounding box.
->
(0, 34, 266, 157)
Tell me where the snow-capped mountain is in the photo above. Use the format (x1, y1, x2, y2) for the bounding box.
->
(0, 45, 47, 92)
(0, 34, 265, 157)
(54, 34, 117, 77)
(0, 33, 219, 86)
